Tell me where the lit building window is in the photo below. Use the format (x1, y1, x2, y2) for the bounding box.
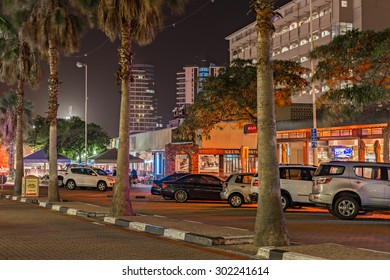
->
(341, 1, 348, 8)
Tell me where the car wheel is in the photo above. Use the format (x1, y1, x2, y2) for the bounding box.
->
(163, 196, 172, 200)
(228, 193, 243, 207)
(174, 190, 188, 203)
(326, 205, 338, 217)
(97, 181, 107, 192)
(334, 196, 359, 220)
(58, 178, 64, 187)
(281, 193, 290, 211)
(66, 180, 76, 190)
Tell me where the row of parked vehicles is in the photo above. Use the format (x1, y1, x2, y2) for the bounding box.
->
(151, 161, 390, 220)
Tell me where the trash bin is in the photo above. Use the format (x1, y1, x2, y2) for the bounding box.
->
(22, 175, 39, 197)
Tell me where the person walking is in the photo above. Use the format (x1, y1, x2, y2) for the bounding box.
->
(131, 169, 138, 186)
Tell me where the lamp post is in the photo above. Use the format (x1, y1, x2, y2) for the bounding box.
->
(309, 0, 318, 166)
(76, 61, 88, 165)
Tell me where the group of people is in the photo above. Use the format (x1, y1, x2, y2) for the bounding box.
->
(111, 168, 138, 184)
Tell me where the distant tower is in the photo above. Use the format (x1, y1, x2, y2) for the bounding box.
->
(129, 64, 162, 134)
(168, 60, 221, 128)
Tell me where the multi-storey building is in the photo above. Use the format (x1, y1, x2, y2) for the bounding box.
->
(168, 61, 221, 128)
(129, 64, 162, 134)
(175, 63, 221, 106)
(225, 0, 390, 103)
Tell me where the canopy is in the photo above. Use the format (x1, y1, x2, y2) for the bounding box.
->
(23, 149, 71, 164)
(89, 148, 144, 164)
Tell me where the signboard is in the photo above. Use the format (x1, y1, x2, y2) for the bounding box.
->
(311, 128, 317, 148)
(22, 175, 39, 197)
(244, 124, 257, 134)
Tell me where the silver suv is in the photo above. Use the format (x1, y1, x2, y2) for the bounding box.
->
(310, 161, 390, 220)
(63, 166, 116, 191)
(251, 165, 317, 211)
(220, 173, 255, 207)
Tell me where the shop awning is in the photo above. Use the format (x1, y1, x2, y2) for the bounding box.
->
(89, 148, 144, 164)
(23, 149, 71, 164)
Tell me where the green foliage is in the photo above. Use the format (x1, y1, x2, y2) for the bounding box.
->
(26, 116, 110, 161)
(311, 29, 390, 124)
(174, 59, 308, 141)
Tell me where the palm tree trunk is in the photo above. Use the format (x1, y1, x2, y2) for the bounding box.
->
(47, 37, 60, 202)
(110, 20, 134, 217)
(253, 1, 289, 247)
(13, 79, 25, 195)
(7, 140, 14, 180)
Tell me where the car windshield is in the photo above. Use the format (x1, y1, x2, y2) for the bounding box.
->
(94, 168, 107, 176)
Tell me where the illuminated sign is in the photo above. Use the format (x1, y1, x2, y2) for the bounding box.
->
(244, 124, 257, 134)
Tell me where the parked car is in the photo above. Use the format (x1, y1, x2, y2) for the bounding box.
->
(62, 166, 116, 191)
(251, 164, 317, 211)
(310, 161, 390, 220)
(161, 174, 224, 203)
(220, 173, 255, 207)
(151, 172, 190, 199)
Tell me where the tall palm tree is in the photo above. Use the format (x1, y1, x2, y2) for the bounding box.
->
(0, 15, 42, 195)
(0, 90, 34, 183)
(251, 0, 290, 246)
(7, 0, 97, 202)
(97, 0, 186, 217)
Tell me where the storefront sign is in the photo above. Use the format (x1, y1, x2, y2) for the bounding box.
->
(244, 124, 257, 134)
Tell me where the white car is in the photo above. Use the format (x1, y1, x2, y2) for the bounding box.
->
(251, 165, 317, 211)
(220, 173, 255, 207)
(63, 166, 116, 191)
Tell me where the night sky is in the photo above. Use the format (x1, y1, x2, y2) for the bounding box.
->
(0, 0, 290, 138)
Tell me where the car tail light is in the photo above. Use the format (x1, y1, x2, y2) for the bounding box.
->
(223, 182, 228, 190)
(252, 179, 258, 187)
(162, 183, 168, 188)
(316, 178, 332, 184)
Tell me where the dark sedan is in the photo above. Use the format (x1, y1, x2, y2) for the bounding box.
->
(161, 174, 224, 203)
(151, 172, 190, 199)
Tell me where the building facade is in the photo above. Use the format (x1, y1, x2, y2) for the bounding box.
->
(225, 0, 390, 103)
(175, 63, 221, 106)
(129, 64, 162, 134)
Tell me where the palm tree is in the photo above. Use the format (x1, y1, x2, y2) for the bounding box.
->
(251, 0, 290, 246)
(7, 0, 97, 202)
(97, 0, 186, 217)
(0, 15, 42, 195)
(0, 90, 34, 183)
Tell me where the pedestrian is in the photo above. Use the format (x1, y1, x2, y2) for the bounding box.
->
(113, 167, 117, 176)
(131, 169, 138, 185)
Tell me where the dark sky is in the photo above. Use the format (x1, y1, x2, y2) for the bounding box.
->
(1, 0, 290, 138)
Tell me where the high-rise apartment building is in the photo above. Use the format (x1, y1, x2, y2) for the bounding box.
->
(176, 63, 221, 106)
(225, 0, 390, 103)
(168, 62, 221, 127)
(129, 64, 162, 134)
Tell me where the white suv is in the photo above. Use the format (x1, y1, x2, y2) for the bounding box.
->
(63, 166, 116, 191)
(310, 161, 390, 220)
(251, 165, 317, 211)
(220, 173, 255, 207)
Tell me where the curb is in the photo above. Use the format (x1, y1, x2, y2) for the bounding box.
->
(257, 246, 327, 260)
(1, 194, 252, 247)
(2, 194, 109, 218)
(104, 217, 253, 247)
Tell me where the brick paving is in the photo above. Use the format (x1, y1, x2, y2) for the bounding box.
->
(0, 198, 248, 260)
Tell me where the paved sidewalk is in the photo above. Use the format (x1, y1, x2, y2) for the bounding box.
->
(2, 193, 390, 260)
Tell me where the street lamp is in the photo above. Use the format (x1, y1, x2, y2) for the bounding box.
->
(76, 61, 88, 165)
(309, 0, 318, 166)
